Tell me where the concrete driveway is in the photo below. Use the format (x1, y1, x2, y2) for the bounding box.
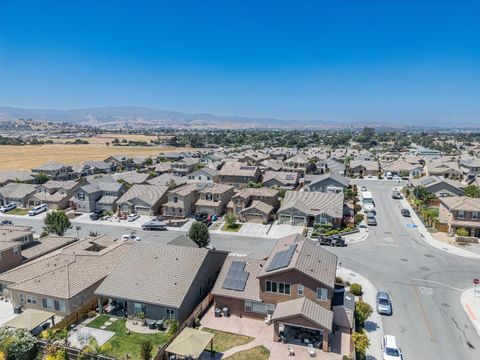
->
(238, 222, 271, 236)
(266, 223, 303, 238)
(0, 301, 16, 326)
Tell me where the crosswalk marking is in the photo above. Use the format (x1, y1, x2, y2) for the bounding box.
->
(417, 286, 433, 296)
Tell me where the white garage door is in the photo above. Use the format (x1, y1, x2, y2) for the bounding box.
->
(293, 216, 306, 227)
(278, 215, 291, 225)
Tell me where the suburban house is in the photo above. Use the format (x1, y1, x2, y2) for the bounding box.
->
(460, 157, 480, 176)
(304, 173, 350, 193)
(72, 179, 125, 213)
(239, 152, 270, 166)
(148, 174, 187, 188)
(381, 159, 423, 179)
(316, 159, 345, 175)
(425, 158, 462, 179)
(195, 184, 234, 216)
(283, 154, 312, 175)
(218, 162, 261, 189)
(262, 171, 299, 190)
(163, 183, 203, 218)
(186, 168, 219, 184)
(20, 235, 77, 263)
(116, 184, 169, 215)
(31, 162, 76, 180)
(438, 197, 480, 238)
(228, 188, 280, 224)
(379, 152, 401, 162)
(171, 158, 200, 176)
(0, 171, 34, 186)
(0, 183, 38, 208)
(153, 162, 173, 175)
(212, 234, 350, 352)
(28, 180, 80, 210)
(73, 161, 112, 177)
(348, 160, 379, 177)
(0, 225, 34, 273)
(104, 155, 146, 171)
(410, 176, 465, 197)
(260, 159, 284, 172)
(0, 235, 133, 316)
(277, 191, 344, 227)
(111, 171, 150, 185)
(95, 238, 228, 324)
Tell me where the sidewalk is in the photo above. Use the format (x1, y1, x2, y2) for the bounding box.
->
(460, 287, 480, 336)
(344, 226, 369, 244)
(336, 267, 383, 360)
(400, 198, 480, 260)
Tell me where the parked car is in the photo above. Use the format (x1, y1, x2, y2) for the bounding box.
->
(382, 335, 403, 360)
(127, 213, 140, 222)
(122, 233, 141, 241)
(393, 175, 401, 181)
(142, 218, 167, 231)
(195, 212, 208, 222)
(28, 204, 47, 216)
(392, 191, 402, 199)
(90, 210, 105, 220)
(0, 202, 17, 213)
(376, 291, 392, 315)
(361, 186, 368, 192)
(365, 208, 376, 215)
(401, 209, 411, 217)
(320, 234, 346, 247)
(0, 220, 13, 225)
(367, 214, 377, 226)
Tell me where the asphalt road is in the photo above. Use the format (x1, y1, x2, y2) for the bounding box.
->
(329, 180, 480, 359)
(3, 180, 479, 358)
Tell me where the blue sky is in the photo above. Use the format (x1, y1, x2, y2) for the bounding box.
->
(0, 0, 479, 124)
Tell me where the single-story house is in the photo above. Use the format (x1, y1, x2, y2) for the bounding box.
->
(116, 184, 169, 215)
(304, 173, 350, 193)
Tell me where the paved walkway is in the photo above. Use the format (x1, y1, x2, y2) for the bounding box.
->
(344, 226, 369, 244)
(337, 267, 383, 360)
(461, 287, 480, 336)
(400, 198, 480, 259)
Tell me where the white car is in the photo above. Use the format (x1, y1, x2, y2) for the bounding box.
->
(127, 213, 140, 222)
(28, 204, 48, 216)
(122, 233, 141, 241)
(382, 335, 403, 360)
(385, 172, 393, 180)
(393, 175, 401, 181)
(0, 202, 17, 213)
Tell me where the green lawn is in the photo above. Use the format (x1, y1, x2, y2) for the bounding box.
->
(87, 315, 171, 359)
(6, 208, 29, 215)
(202, 328, 253, 352)
(221, 223, 243, 232)
(225, 345, 270, 360)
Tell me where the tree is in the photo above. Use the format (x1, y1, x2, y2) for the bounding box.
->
(145, 157, 153, 166)
(352, 331, 370, 357)
(188, 222, 210, 248)
(349, 283, 363, 296)
(0, 327, 37, 360)
(354, 301, 373, 328)
(35, 172, 49, 184)
(140, 340, 153, 360)
(225, 213, 237, 228)
(44, 211, 72, 236)
(464, 185, 480, 198)
(83, 337, 112, 356)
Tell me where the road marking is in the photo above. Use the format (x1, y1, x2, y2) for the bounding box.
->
(465, 303, 477, 320)
(374, 243, 400, 247)
(417, 286, 434, 296)
(410, 278, 463, 292)
(411, 280, 435, 342)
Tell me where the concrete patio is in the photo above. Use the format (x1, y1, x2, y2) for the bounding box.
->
(200, 306, 346, 359)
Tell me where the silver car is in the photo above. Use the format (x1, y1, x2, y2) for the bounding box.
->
(376, 291, 392, 315)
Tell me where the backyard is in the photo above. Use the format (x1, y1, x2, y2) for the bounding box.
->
(225, 345, 270, 360)
(86, 315, 171, 359)
(202, 327, 253, 352)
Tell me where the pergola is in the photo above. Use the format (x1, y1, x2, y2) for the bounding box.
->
(166, 327, 215, 359)
(3, 308, 55, 331)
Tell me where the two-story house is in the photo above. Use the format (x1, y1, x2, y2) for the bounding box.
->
(116, 184, 169, 216)
(163, 183, 202, 218)
(171, 158, 200, 176)
(262, 171, 299, 190)
(212, 234, 350, 352)
(0, 225, 34, 273)
(282, 154, 312, 176)
(218, 162, 261, 189)
(195, 184, 234, 216)
(31, 162, 76, 180)
(439, 197, 480, 238)
(72, 179, 126, 213)
(304, 173, 350, 193)
(186, 168, 219, 184)
(28, 180, 80, 210)
(228, 188, 280, 224)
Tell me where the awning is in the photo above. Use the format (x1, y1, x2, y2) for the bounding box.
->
(3, 308, 55, 331)
(166, 327, 214, 359)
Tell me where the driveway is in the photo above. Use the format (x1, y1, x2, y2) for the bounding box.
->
(0, 301, 16, 326)
(266, 223, 303, 238)
(238, 222, 271, 236)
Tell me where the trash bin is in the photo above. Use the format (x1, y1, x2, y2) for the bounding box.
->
(13, 305, 22, 314)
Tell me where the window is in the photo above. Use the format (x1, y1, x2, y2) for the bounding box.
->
(166, 308, 176, 320)
(77, 192, 85, 200)
(42, 298, 55, 310)
(473, 212, 479, 220)
(13, 246, 20, 256)
(316, 288, 328, 301)
(27, 295, 37, 304)
(458, 211, 465, 219)
(19, 293, 25, 304)
(265, 280, 290, 295)
(266, 281, 271, 292)
(54, 300, 65, 312)
(174, 197, 178, 203)
(298, 284, 304, 295)
(134, 303, 147, 316)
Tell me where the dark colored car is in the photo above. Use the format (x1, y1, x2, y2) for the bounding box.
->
(320, 234, 346, 247)
(0, 220, 13, 225)
(401, 209, 411, 217)
(195, 212, 208, 222)
(141, 218, 167, 231)
(90, 210, 104, 220)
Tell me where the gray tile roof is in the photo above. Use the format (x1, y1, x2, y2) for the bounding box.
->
(117, 184, 169, 207)
(306, 173, 350, 188)
(0, 171, 34, 184)
(32, 162, 67, 172)
(278, 191, 344, 218)
(112, 171, 150, 184)
(167, 235, 198, 248)
(95, 241, 212, 308)
(259, 234, 338, 289)
(0, 183, 37, 199)
(271, 297, 333, 331)
(148, 174, 187, 187)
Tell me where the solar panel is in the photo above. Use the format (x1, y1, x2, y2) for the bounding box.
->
(266, 244, 297, 272)
(240, 166, 256, 170)
(285, 175, 294, 180)
(222, 261, 250, 291)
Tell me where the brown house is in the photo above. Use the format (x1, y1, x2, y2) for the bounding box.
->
(195, 183, 234, 216)
(439, 197, 480, 237)
(0, 225, 34, 274)
(228, 188, 280, 223)
(212, 234, 351, 352)
(218, 162, 261, 189)
(163, 183, 202, 218)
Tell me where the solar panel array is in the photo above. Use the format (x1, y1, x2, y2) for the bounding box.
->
(222, 261, 250, 291)
(266, 244, 297, 272)
(240, 166, 256, 170)
(285, 174, 294, 180)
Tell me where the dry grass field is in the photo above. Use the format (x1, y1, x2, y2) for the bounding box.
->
(48, 134, 163, 145)
(0, 144, 187, 170)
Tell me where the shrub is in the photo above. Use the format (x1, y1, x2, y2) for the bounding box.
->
(335, 276, 344, 284)
(168, 321, 179, 337)
(354, 214, 364, 225)
(352, 330, 370, 358)
(350, 283, 363, 296)
(140, 340, 153, 360)
(88, 310, 97, 318)
(354, 301, 373, 328)
(354, 204, 362, 213)
(456, 227, 469, 237)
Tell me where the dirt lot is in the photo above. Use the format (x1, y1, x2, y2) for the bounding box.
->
(0, 144, 187, 170)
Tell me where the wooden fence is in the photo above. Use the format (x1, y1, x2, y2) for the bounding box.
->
(37, 340, 116, 360)
(435, 222, 449, 233)
(53, 298, 98, 330)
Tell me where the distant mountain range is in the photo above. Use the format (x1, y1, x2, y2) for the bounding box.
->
(0, 106, 474, 130)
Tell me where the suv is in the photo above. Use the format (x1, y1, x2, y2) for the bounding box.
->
(0, 202, 17, 213)
(401, 209, 411, 217)
(90, 210, 104, 220)
(376, 291, 392, 315)
(195, 213, 208, 222)
(382, 335, 403, 360)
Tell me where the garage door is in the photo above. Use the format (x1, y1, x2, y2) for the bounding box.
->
(278, 215, 291, 225)
(293, 216, 306, 227)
